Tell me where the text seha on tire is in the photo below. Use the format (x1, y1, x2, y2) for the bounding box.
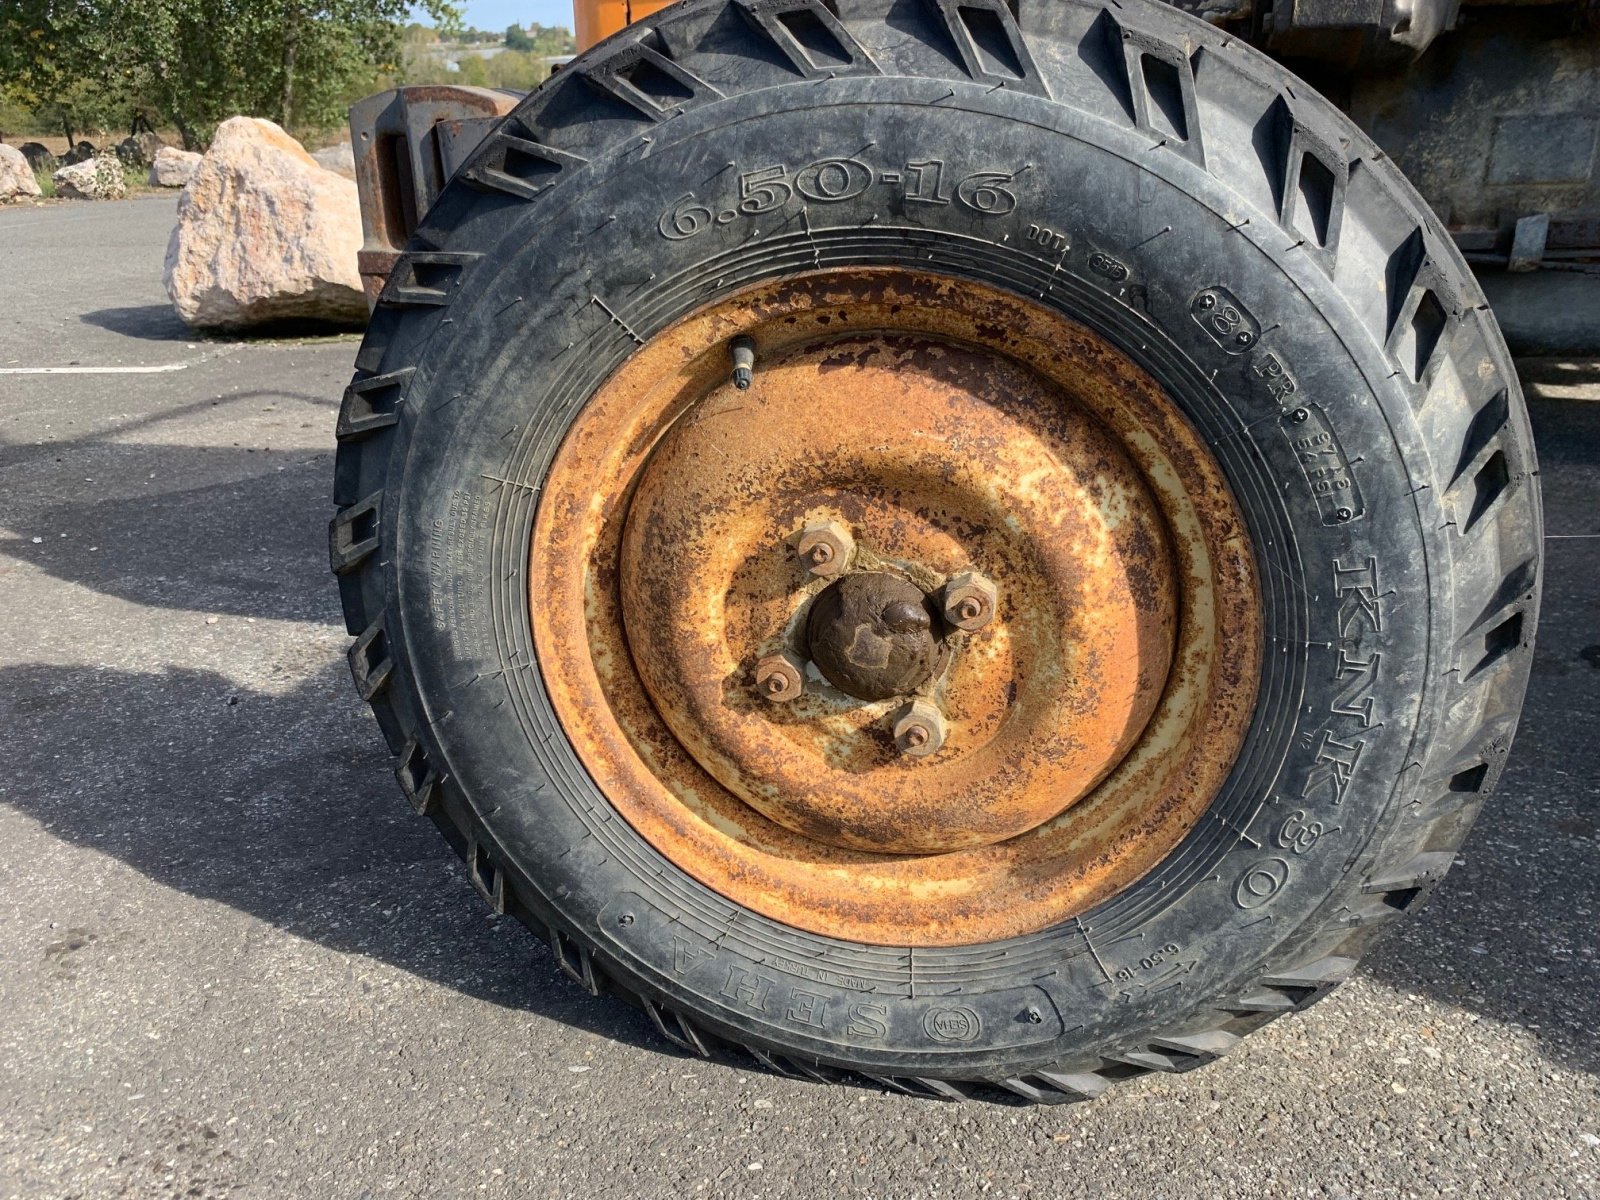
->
(330, 0, 1540, 1102)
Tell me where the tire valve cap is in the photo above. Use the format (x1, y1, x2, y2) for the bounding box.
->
(730, 336, 756, 391)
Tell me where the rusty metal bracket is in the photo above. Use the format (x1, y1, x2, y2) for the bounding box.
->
(347, 86, 525, 306)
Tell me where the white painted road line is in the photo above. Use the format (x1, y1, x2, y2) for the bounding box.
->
(0, 363, 192, 375)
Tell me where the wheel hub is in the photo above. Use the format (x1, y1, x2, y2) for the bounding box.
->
(804, 570, 943, 702)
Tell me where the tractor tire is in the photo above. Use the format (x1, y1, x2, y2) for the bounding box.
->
(331, 0, 1540, 1101)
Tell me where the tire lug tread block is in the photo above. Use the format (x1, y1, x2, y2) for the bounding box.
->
(1097, 9, 1205, 164)
(1225, 955, 1357, 1012)
(642, 996, 715, 1056)
(576, 29, 724, 120)
(329, 492, 382, 575)
(459, 126, 589, 202)
(468, 834, 509, 915)
(1362, 851, 1456, 896)
(395, 737, 442, 816)
(337, 368, 415, 440)
(994, 1070, 1106, 1104)
(1113, 1028, 1238, 1074)
(735, 0, 881, 78)
(346, 615, 393, 701)
(382, 251, 481, 308)
(548, 923, 601, 992)
(746, 1047, 835, 1085)
(926, 0, 1049, 97)
(864, 1073, 968, 1100)
(1254, 94, 1349, 269)
(1450, 386, 1511, 487)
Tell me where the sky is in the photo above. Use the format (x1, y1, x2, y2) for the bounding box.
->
(412, 0, 577, 32)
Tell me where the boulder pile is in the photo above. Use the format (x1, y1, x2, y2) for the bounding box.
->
(163, 116, 365, 330)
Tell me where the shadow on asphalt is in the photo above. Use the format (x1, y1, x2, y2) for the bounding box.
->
(0, 388, 340, 622)
(0, 449, 332, 621)
(0, 397, 673, 1055)
(81, 304, 193, 342)
(80, 306, 366, 343)
(2, 656, 673, 1055)
(1516, 358, 1600, 388)
(2, 392, 1595, 1078)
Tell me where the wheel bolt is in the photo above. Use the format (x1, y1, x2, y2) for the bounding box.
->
(795, 520, 854, 579)
(754, 650, 806, 702)
(941, 570, 998, 632)
(891, 699, 947, 759)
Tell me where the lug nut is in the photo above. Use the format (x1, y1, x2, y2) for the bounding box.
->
(796, 520, 854, 579)
(891, 699, 947, 759)
(941, 570, 998, 632)
(754, 650, 806, 702)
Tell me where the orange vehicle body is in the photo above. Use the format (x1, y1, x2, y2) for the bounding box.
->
(573, 0, 676, 51)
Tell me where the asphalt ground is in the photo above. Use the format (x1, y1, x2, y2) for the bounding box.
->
(1, 195, 1596, 1199)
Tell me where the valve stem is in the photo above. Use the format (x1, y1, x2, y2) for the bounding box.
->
(730, 336, 756, 390)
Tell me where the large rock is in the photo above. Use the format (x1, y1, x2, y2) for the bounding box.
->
(311, 140, 356, 180)
(53, 155, 127, 200)
(0, 144, 43, 201)
(164, 116, 365, 330)
(148, 145, 202, 188)
(17, 142, 56, 173)
(116, 131, 166, 168)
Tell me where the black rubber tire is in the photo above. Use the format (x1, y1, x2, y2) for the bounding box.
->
(330, 0, 1541, 1102)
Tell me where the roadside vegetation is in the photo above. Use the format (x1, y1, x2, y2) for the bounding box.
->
(0, 2, 572, 154)
(393, 20, 574, 91)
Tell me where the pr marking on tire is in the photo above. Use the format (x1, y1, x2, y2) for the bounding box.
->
(1190, 285, 1260, 353)
(1275, 810, 1340, 854)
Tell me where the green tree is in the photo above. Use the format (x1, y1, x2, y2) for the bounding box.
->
(0, 0, 460, 150)
(523, 22, 575, 55)
(0, 0, 141, 144)
(504, 23, 533, 51)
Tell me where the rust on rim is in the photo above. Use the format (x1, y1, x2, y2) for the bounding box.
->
(530, 269, 1261, 946)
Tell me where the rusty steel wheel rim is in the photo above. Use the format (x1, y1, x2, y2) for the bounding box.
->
(530, 270, 1261, 947)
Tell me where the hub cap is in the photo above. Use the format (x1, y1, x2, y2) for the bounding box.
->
(530, 270, 1261, 945)
(804, 572, 943, 702)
